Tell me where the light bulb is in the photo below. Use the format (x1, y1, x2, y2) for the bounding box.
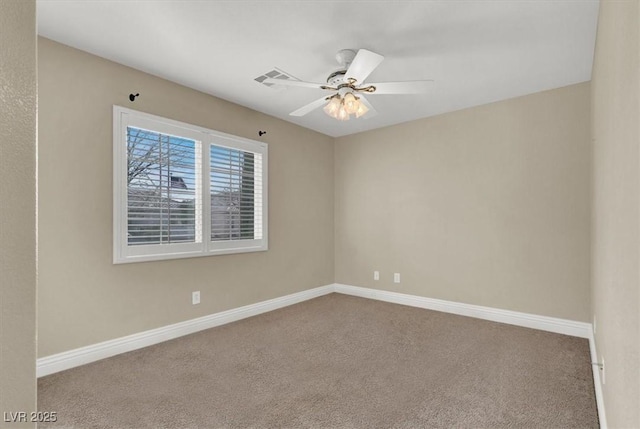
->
(355, 101, 369, 118)
(343, 92, 358, 114)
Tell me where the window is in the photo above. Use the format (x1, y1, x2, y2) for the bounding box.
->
(113, 106, 267, 263)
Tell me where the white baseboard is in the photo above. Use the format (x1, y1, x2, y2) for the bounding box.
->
(38, 282, 605, 426)
(588, 331, 607, 429)
(333, 283, 592, 338)
(38, 283, 594, 380)
(37, 284, 334, 377)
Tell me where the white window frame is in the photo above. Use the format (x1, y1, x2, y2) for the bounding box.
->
(113, 106, 268, 264)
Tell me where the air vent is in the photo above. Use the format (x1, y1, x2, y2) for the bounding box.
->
(255, 68, 299, 88)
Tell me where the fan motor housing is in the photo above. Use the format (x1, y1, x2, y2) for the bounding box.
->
(326, 70, 347, 86)
(327, 49, 357, 87)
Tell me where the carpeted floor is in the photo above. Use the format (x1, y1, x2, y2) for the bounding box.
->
(38, 293, 598, 428)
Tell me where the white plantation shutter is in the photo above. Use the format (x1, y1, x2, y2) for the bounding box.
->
(114, 106, 268, 264)
(127, 127, 201, 246)
(210, 146, 263, 241)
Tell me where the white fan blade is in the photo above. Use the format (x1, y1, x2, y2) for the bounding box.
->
(366, 80, 434, 95)
(345, 49, 384, 85)
(290, 96, 329, 116)
(263, 78, 325, 90)
(358, 95, 378, 119)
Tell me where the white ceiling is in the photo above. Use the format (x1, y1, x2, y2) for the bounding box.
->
(37, 0, 599, 138)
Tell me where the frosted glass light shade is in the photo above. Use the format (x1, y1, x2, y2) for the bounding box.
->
(355, 101, 369, 118)
(337, 105, 350, 121)
(323, 96, 341, 117)
(343, 93, 358, 114)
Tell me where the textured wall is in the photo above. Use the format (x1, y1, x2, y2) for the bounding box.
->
(37, 38, 334, 357)
(591, 0, 640, 427)
(335, 83, 591, 322)
(0, 0, 37, 425)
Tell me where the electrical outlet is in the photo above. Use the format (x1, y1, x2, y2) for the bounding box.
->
(374, 271, 380, 281)
(394, 273, 401, 283)
(192, 291, 201, 305)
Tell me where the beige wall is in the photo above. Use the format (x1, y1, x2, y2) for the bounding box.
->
(591, 0, 640, 427)
(335, 83, 591, 322)
(37, 38, 334, 357)
(0, 0, 37, 424)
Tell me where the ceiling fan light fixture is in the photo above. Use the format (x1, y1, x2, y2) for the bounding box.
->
(324, 92, 367, 120)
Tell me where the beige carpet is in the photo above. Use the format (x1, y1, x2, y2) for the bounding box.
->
(38, 293, 598, 428)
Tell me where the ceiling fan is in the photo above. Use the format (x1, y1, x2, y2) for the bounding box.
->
(263, 49, 434, 121)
